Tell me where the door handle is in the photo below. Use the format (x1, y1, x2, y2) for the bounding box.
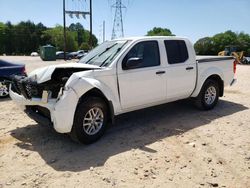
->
(156, 71, 166, 75)
(186, 67, 194, 70)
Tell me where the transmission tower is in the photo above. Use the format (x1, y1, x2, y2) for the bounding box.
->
(111, 0, 126, 39)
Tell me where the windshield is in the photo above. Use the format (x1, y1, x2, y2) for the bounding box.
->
(79, 40, 130, 67)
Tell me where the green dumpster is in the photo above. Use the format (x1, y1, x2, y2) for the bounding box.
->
(40, 45, 56, 61)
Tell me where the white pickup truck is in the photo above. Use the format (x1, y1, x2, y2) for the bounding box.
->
(10, 36, 237, 144)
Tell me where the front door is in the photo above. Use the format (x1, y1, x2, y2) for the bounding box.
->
(118, 40, 167, 110)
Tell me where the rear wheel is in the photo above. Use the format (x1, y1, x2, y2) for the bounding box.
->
(195, 79, 219, 110)
(70, 97, 108, 144)
(0, 79, 9, 98)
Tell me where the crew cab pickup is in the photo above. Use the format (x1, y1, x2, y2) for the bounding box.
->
(10, 36, 237, 144)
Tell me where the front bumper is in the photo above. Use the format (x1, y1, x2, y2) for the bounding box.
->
(9, 86, 79, 133)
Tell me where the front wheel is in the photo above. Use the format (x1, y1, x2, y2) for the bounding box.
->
(195, 79, 219, 110)
(70, 97, 108, 144)
(0, 79, 9, 98)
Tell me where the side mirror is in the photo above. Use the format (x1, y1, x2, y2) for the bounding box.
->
(124, 57, 142, 69)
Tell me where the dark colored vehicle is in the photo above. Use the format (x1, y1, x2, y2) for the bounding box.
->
(0, 59, 26, 98)
(56, 51, 74, 60)
(69, 50, 88, 59)
(76, 52, 88, 59)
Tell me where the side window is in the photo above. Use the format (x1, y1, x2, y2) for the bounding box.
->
(164, 40, 189, 64)
(122, 41, 160, 70)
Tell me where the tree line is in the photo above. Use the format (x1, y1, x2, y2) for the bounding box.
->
(1, 22, 250, 56)
(0, 21, 98, 55)
(147, 27, 250, 56)
(194, 30, 250, 56)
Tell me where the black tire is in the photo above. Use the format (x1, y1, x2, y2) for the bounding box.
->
(0, 78, 10, 98)
(70, 97, 108, 144)
(195, 79, 219, 110)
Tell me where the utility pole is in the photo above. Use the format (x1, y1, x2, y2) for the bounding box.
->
(111, 0, 126, 40)
(89, 0, 93, 49)
(63, 0, 67, 60)
(103, 20, 105, 42)
(63, 0, 93, 57)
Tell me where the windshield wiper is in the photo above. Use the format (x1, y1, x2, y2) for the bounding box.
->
(84, 43, 118, 65)
(100, 41, 128, 67)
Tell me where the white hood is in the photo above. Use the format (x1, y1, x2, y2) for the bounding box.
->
(29, 63, 100, 84)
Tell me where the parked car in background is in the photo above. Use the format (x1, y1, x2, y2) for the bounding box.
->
(69, 50, 83, 58)
(69, 50, 88, 59)
(0, 59, 26, 98)
(76, 51, 88, 59)
(56, 51, 74, 60)
(30, 52, 39, 56)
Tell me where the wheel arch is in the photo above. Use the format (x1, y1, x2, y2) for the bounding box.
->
(191, 65, 225, 98)
(205, 75, 224, 97)
(78, 88, 115, 124)
(192, 74, 224, 98)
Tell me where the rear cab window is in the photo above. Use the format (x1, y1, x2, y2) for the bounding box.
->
(164, 40, 189, 64)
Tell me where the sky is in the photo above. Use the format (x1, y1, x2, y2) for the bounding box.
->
(0, 0, 249, 43)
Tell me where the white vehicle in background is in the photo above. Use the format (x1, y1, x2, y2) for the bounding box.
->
(10, 36, 237, 144)
(30, 52, 39, 57)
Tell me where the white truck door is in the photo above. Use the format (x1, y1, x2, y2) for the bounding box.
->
(164, 40, 196, 100)
(118, 40, 167, 110)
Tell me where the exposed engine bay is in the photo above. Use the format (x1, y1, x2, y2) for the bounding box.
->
(11, 67, 95, 99)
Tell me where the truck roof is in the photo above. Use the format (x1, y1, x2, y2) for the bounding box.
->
(113, 36, 189, 41)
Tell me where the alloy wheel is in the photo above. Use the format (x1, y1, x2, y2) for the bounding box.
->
(204, 86, 216, 105)
(82, 107, 104, 135)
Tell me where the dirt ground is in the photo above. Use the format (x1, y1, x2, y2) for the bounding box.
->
(0, 56, 249, 188)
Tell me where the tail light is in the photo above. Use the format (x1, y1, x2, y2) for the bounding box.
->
(233, 60, 237, 74)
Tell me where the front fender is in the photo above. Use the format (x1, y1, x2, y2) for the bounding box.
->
(69, 77, 120, 114)
(191, 67, 224, 97)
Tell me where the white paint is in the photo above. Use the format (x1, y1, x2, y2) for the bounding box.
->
(10, 36, 235, 134)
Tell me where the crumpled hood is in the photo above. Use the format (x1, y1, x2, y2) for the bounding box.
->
(28, 63, 100, 84)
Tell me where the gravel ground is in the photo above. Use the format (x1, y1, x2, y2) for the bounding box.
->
(0, 56, 249, 188)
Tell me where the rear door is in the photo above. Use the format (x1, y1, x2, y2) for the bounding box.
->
(164, 40, 196, 100)
(118, 40, 167, 110)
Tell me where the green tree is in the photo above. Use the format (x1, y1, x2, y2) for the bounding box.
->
(82, 30, 98, 49)
(13, 21, 38, 54)
(212, 30, 238, 53)
(43, 26, 78, 52)
(194, 30, 250, 56)
(194, 37, 215, 55)
(0, 21, 48, 55)
(147, 27, 174, 36)
(69, 22, 85, 47)
(0, 22, 7, 54)
(79, 42, 90, 51)
(237, 32, 250, 53)
(0, 21, 98, 55)
(3, 22, 14, 55)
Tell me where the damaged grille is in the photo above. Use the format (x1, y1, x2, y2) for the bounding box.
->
(11, 67, 87, 99)
(12, 76, 44, 99)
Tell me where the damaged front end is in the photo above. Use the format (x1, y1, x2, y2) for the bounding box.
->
(10, 64, 101, 133)
(11, 67, 94, 100)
